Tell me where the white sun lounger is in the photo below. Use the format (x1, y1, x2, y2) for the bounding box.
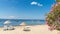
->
(8, 25, 14, 30)
(3, 26, 8, 31)
(4, 25, 14, 31)
(23, 26, 30, 31)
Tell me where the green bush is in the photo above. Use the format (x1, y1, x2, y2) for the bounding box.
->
(46, 0, 60, 31)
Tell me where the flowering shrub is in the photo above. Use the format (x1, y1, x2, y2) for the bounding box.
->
(46, 0, 60, 31)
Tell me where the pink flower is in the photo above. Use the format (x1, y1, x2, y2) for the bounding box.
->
(46, 22, 48, 24)
(58, 18, 60, 20)
(50, 9, 53, 12)
(48, 24, 50, 26)
(58, 2, 60, 4)
(47, 24, 52, 26)
(48, 27, 53, 31)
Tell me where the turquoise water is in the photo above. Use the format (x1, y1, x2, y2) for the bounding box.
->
(0, 19, 46, 26)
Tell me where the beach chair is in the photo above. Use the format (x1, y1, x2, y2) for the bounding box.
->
(3, 26, 8, 31)
(8, 25, 14, 30)
(23, 26, 30, 31)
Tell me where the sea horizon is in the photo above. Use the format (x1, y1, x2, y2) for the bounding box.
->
(0, 19, 46, 26)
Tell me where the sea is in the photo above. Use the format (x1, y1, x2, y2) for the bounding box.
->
(0, 19, 46, 26)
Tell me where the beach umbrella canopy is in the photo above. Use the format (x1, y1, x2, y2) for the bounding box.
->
(20, 22, 27, 26)
(4, 20, 11, 25)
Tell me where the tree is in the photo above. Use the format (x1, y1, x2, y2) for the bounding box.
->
(46, 0, 60, 31)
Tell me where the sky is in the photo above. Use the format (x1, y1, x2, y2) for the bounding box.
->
(0, 0, 56, 19)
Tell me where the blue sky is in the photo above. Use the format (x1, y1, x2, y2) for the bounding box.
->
(0, 0, 56, 19)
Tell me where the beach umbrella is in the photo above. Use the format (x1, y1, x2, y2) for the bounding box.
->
(4, 20, 11, 25)
(20, 22, 27, 26)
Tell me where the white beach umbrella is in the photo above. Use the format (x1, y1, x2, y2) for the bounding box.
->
(4, 20, 11, 25)
(20, 22, 27, 26)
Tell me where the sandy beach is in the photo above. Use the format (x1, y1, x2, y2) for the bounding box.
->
(0, 25, 59, 34)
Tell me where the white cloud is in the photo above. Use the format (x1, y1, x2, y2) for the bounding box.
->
(8, 16, 20, 19)
(31, 1, 43, 7)
(0, 16, 20, 19)
(37, 3, 43, 6)
(31, 1, 37, 5)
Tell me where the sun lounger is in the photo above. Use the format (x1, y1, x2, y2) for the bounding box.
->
(3, 26, 8, 31)
(4, 25, 14, 31)
(8, 26, 15, 30)
(23, 26, 30, 31)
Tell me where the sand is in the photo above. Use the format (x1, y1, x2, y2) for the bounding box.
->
(0, 25, 59, 34)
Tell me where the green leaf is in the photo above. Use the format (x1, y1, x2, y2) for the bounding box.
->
(57, 28, 60, 31)
(57, 0, 60, 2)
